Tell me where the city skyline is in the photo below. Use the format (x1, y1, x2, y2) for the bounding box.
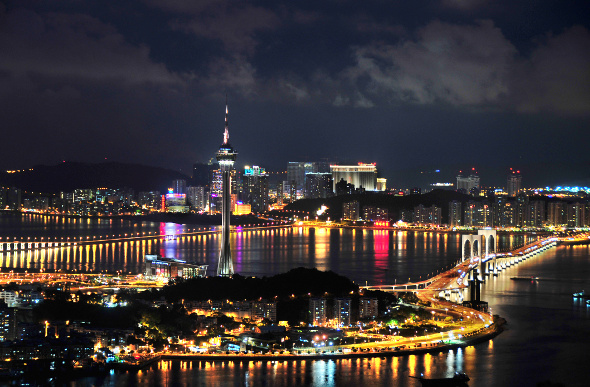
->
(0, 1, 589, 187)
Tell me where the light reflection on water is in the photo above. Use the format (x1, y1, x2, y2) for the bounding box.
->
(72, 245, 590, 386)
(0, 218, 532, 284)
(3, 214, 589, 385)
(0, 214, 538, 286)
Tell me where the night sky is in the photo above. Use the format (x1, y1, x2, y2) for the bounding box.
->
(1, 1, 589, 188)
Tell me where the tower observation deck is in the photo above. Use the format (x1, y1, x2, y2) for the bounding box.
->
(216, 101, 237, 277)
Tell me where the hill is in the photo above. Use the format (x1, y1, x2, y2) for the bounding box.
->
(0, 161, 190, 194)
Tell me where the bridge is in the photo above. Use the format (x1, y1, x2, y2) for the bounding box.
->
(362, 230, 561, 303)
(0, 221, 292, 253)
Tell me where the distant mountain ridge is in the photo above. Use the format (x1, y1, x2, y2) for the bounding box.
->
(0, 162, 191, 194)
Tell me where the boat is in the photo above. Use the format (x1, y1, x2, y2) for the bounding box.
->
(573, 290, 585, 298)
(410, 372, 470, 386)
(510, 276, 539, 281)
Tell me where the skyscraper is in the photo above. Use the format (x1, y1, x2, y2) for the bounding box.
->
(330, 163, 378, 192)
(309, 298, 327, 326)
(507, 169, 522, 197)
(448, 200, 462, 227)
(305, 172, 333, 199)
(456, 171, 480, 194)
(216, 100, 237, 277)
(287, 161, 318, 198)
(172, 179, 187, 195)
(244, 166, 269, 213)
(333, 298, 351, 327)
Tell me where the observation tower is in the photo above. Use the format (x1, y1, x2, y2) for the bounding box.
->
(216, 100, 237, 277)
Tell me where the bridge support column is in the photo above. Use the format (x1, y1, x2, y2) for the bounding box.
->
(484, 260, 491, 276)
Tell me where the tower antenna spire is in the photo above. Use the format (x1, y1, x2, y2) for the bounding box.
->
(223, 94, 229, 145)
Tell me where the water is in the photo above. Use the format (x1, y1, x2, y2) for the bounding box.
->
(75, 245, 588, 387)
(2, 213, 588, 386)
(0, 213, 532, 284)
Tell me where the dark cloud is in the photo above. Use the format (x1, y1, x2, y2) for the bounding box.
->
(167, 2, 280, 57)
(0, 9, 182, 85)
(343, 20, 516, 106)
(0, 0, 589, 186)
(512, 26, 590, 115)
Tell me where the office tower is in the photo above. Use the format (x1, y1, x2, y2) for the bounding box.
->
(449, 200, 462, 227)
(305, 172, 333, 199)
(376, 178, 387, 191)
(330, 163, 377, 192)
(309, 298, 327, 326)
(287, 162, 318, 189)
(507, 169, 522, 197)
(216, 100, 237, 277)
(244, 166, 269, 213)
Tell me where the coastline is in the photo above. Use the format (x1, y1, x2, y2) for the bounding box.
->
(112, 316, 506, 370)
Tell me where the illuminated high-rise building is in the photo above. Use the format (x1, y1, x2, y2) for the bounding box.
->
(330, 163, 377, 192)
(186, 186, 206, 211)
(305, 172, 333, 199)
(244, 166, 269, 213)
(333, 298, 351, 327)
(456, 171, 480, 194)
(287, 161, 318, 199)
(526, 200, 545, 227)
(172, 179, 187, 195)
(216, 100, 237, 277)
(309, 298, 327, 326)
(360, 298, 378, 319)
(448, 200, 462, 227)
(342, 201, 360, 220)
(547, 202, 566, 226)
(507, 169, 522, 197)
